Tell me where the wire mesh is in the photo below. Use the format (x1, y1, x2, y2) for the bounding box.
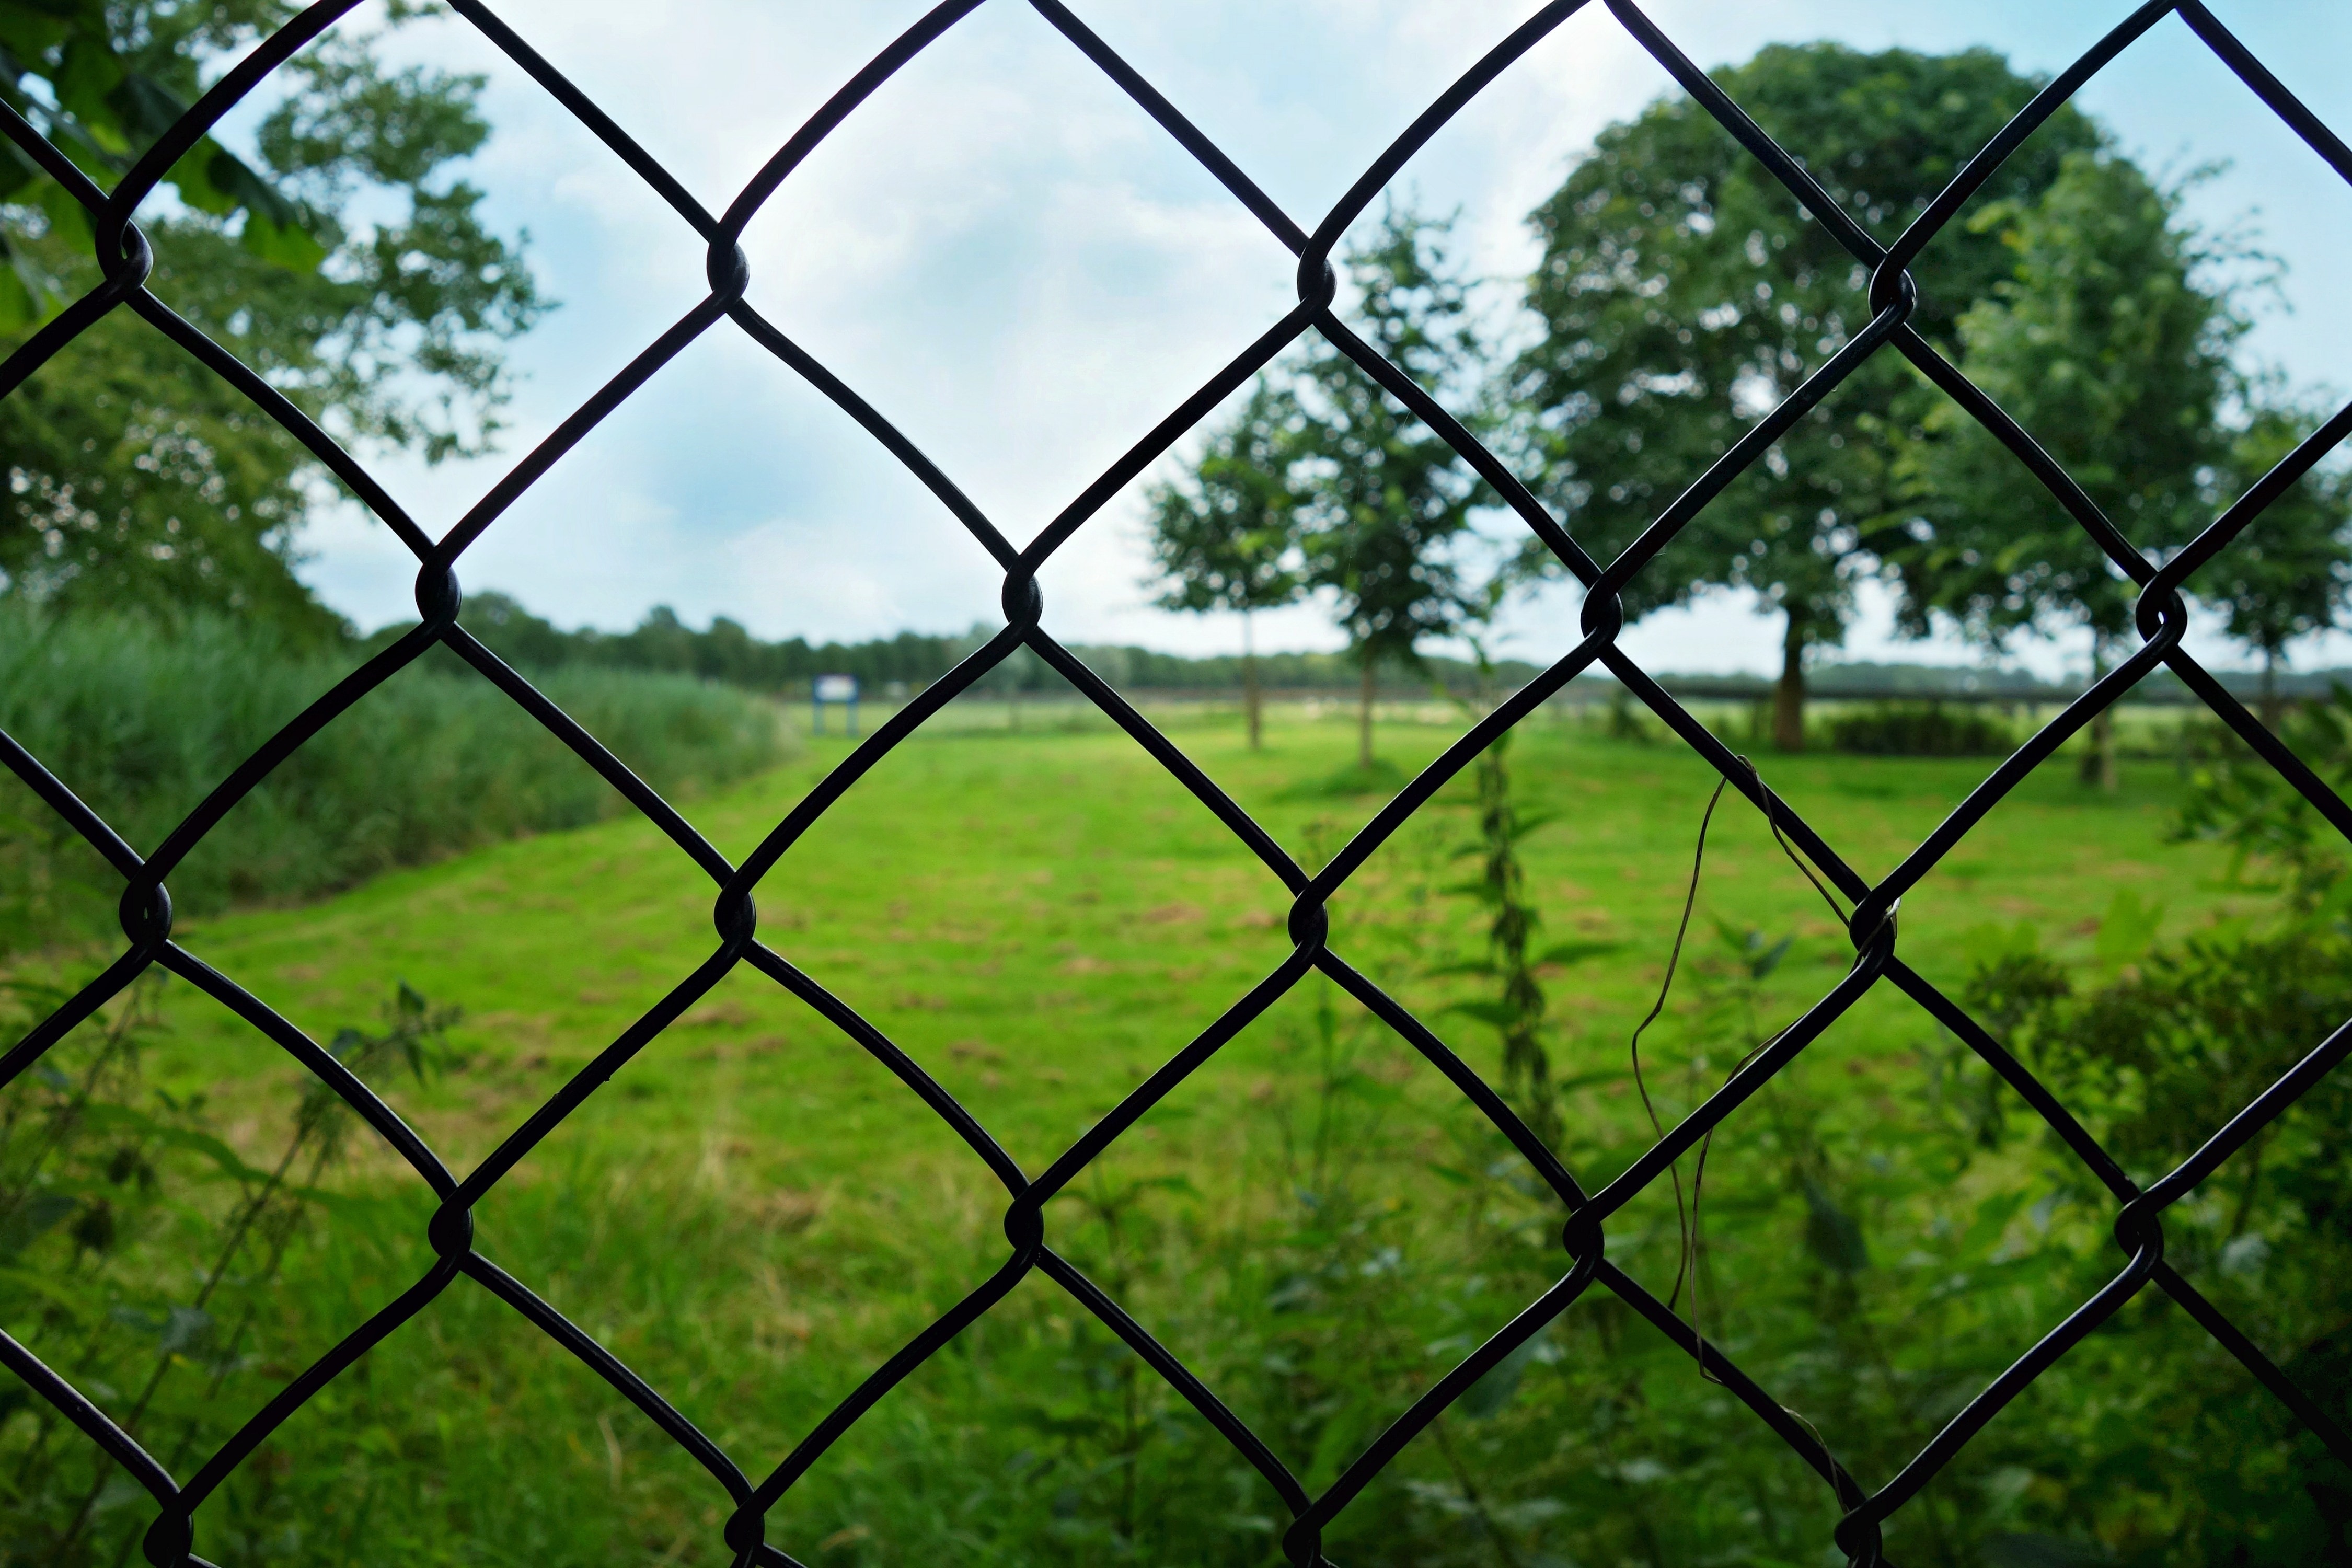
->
(2, 2, 2349, 1564)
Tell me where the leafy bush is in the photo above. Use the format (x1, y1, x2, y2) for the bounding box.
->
(0, 613, 790, 952)
(0, 978, 464, 1566)
(1823, 701, 2015, 756)
(1957, 918, 2352, 1564)
(2178, 682, 2352, 904)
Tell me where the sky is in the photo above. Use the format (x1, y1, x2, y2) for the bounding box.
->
(248, 0, 2352, 680)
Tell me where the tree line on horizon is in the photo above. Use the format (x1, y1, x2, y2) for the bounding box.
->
(1147, 41, 2352, 778)
(372, 590, 1548, 701)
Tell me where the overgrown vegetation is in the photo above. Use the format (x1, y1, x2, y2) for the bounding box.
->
(1825, 701, 2016, 757)
(0, 612, 786, 953)
(0, 975, 464, 1565)
(0, 714, 2338, 1564)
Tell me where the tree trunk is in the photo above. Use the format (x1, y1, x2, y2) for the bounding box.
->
(1358, 659, 1376, 770)
(1772, 612, 1806, 753)
(2261, 647, 2282, 732)
(2080, 637, 2117, 792)
(1243, 609, 1262, 752)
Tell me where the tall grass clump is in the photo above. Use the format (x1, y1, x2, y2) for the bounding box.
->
(0, 612, 789, 951)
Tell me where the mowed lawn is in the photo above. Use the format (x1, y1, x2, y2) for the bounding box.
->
(24, 707, 2261, 1560)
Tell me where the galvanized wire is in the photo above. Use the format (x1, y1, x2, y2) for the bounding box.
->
(2, 2, 2349, 1564)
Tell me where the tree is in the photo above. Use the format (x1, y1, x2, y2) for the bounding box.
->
(1887, 152, 2252, 787)
(2195, 405, 2352, 729)
(1511, 44, 2104, 750)
(1146, 380, 1305, 750)
(1296, 205, 1489, 770)
(0, 1, 545, 638)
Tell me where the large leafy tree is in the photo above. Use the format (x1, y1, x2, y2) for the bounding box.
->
(1296, 206, 1489, 770)
(1145, 380, 1305, 751)
(0, 1, 545, 639)
(1511, 44, 2104, 750)
(1885, 152, 2318, 783)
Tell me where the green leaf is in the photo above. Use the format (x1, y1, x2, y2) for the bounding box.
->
(35, 179, 95, 252)
(0, 1191, 78, 1257)
(0, 8, 74, 62)
(1457, 1328, 1547, 1419)
(108, 71, 189, 144)
(1962, 919, 2043, 970)
(1800, 1178, 1868, 1274)
(2093, 886, 2162, 967)
(54, 36, 126, 148)
(164, 139, 237, 217)
(0, 238, 47, 332)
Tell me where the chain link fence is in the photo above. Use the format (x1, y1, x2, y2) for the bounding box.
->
(3, 1, 2349, 1564)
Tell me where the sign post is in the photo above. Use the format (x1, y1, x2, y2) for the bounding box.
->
(812, 674, 859, 737)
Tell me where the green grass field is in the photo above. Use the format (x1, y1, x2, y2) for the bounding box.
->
(6, 709, 2297, 1565)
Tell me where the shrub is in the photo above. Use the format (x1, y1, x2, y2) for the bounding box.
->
(1823, 700, 2013, 756)
(0, 613, 789, 952)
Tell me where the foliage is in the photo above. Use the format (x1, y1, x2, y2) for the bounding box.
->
(1959, 912, 2352, 1565)
(1293, 205, 1492, 760)
(1824, 700, 2013, 756)
(0, 975, 463, 1566)
(1511, 44, 2104, 730)
(2175, 681, 2352, 905)
(0, 609, 786, 951)
(1887, 152, 2244, 653)
(0, 717, 2332, 1566)
(1145, 382, 1307, 625)
(1146, 381, 1309, 747)
(1445, 729, 1564, 1144)
(2194, 403, 2352, 701)
(0, 1, 544, 635)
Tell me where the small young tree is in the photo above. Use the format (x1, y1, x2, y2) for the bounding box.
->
(1146, 381, 1305, 750)
(1296, 206, 1489, 770)
(2196, 405, 2352, 729)
(1888, 153, 2242, 789)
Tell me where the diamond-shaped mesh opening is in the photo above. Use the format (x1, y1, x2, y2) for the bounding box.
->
(4, 2, 2351, 1565)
